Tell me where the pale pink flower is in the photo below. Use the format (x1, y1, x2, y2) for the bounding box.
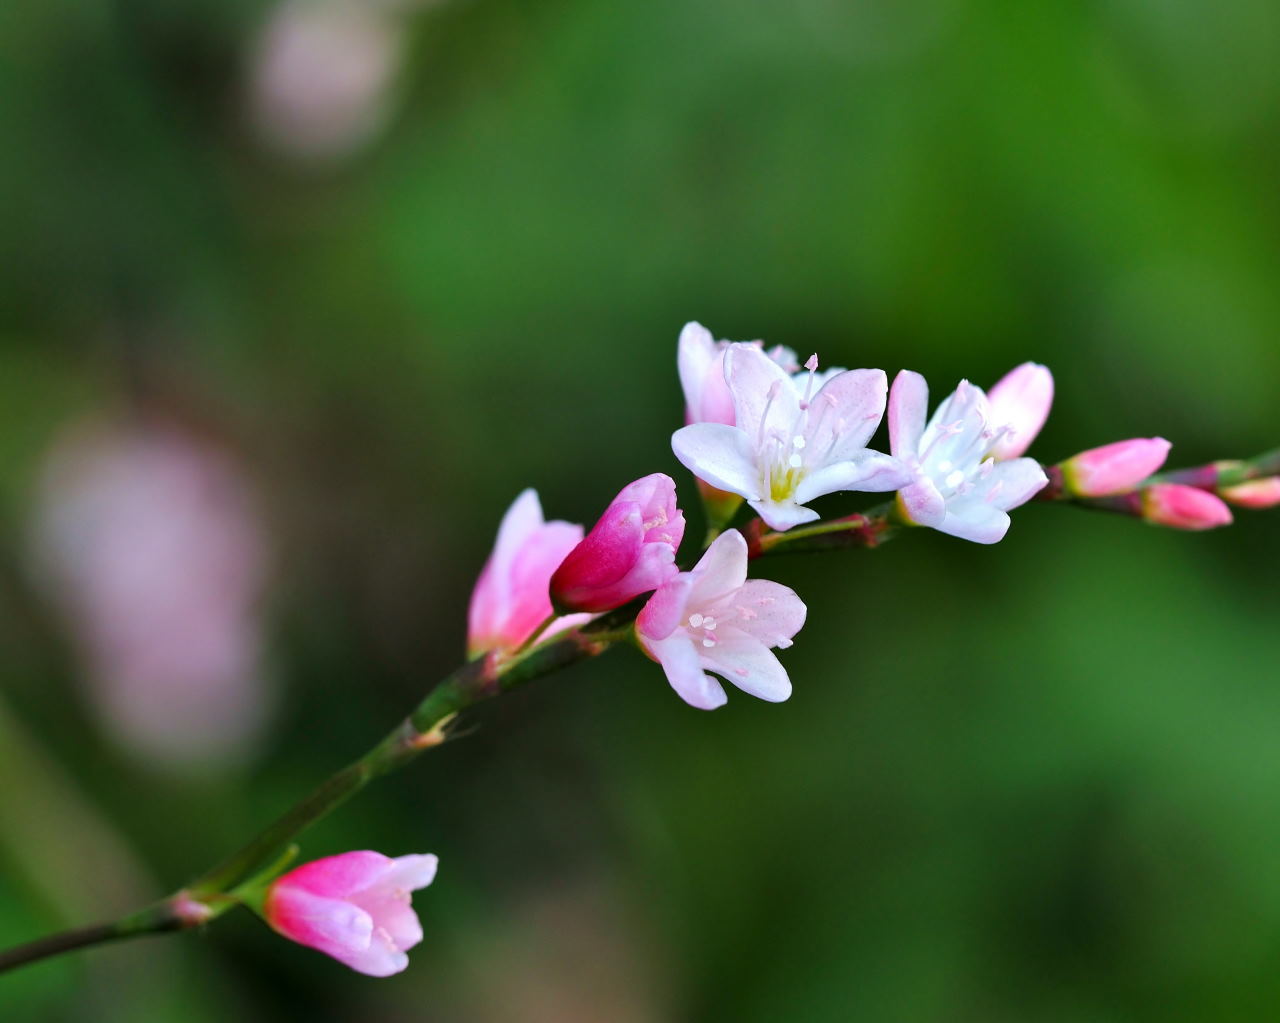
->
(986, 362, 1053, 460)
(677, 321, 798, 426)
(265, 851, 438, 977)
(1061, 438, 1171, 497)
(672, 345, 904, 531)
(549, 474, 685, 614)
(1142, 484, 1233, 530)
(468, 490, 589, 657)
(636, 530, 806, 710)
(1218, 478, 1280, 509)
(888, 371, 1049, 544)
(32, 421, 270, 765)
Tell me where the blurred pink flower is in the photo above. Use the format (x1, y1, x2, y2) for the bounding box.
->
(549, 474, 685, 614)
(265, 850, 437, 977)
(468, 489, 589, 657)
(32, 421, 271, 765)
(1218, 477, 1280, 509)
(636, 529, 806, 710)
(249, 0, 405, 161)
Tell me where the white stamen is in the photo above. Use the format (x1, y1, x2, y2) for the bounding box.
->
(702, 637, 716, 648)
(788, 453, 803, 468)
(792, 435, 806, 449)
(945, 469, 966, 489)
(703, 618, 717, 630)
(688, 613, 704, 628)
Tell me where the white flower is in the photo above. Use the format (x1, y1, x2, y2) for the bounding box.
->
(672, 344, 905, 530)
(887, 370, 1049, 544)
(636, 530, 807, 710)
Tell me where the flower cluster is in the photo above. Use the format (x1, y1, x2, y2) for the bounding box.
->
(259, 320, 1265, 976)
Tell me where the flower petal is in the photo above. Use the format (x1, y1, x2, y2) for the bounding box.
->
(672, 423, 762, 500)
(646, 632, 728, 710)
(792, 451, 908, 505)
(806, 368, 888, 458)
(700, 630, 792, 703)
(748, 497, 821, 532)
(725, 343, 801, 443)
(919, 381, 990, 475)
(938, 502, 1011, 544)
(982, 458, 1049, 511)
(637, 574, 694, 642)
(686, 529, 749, 607)
(888, 370, 928, 458)
(987, 362, 1053, 460)
(897, 476, 946, 527)
(710, 579, 806, 648)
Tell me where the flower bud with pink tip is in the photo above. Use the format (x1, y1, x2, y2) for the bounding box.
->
(1218, 478, 1280, 509)
(1061, 438, 1171, 497)
(986, 362, 1053, 460)
(468, 490, 589, 657)
(1141, 484, 1233, 531)
(549, 474, 685, 613)
(264, 851, 438, 977)
(677, 322, 799, 427)
(636, 529, 806, 710)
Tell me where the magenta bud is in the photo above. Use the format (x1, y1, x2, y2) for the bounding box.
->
(1061, 437, 1171, 497)
(1141, 483, 1233, 531)
(265, 851, 438, 977)
(1218, 477, 1280, 509)
(549, 473, 685, 613)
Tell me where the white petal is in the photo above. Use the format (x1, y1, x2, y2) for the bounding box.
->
(919, 381, 990, 474)
(380, 854, 438, 892)
(888, 370, 928, 457)
(648, 633, 728, 710)
(937, 503, 1011, 544)
(792, 452, 907, 505)
(749, 498, 820, 532)
(687, 529, 749, 607)
(806, 368, 887, 458)
(491, 489, 544, 572)
(983, 458, 1049, 511)
(700, 630, 792, 702)
(725, 344, 800, 443)
(672, 423, 761, 500)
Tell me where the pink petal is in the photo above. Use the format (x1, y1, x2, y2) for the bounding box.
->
(267, 885, 374, 958)
(888, 370, 929, 458)
(715, 579, 806, 648)
(281, 850, 393, 898)
(637, 574, 694, 642)
(671, 423, 762, 500)
(1064, 437, 1170, 497)
(686, 529, 749, 609)
(987, 362, 1053, 459)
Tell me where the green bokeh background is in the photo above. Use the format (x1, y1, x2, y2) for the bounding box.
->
(2, 1, 1279, 1019)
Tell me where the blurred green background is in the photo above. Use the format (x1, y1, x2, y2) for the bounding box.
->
(2, 0, 1280, 1019)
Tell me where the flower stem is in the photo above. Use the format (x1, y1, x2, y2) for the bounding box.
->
(0, 614, 633, 976)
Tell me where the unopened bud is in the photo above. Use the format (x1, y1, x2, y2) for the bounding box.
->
(1142, 483, 1233, 531)
(1061, 437, 1170, 497)
(1217, 477, 1280, 509)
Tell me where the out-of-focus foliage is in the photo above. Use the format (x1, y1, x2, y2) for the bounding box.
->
(1, 0, 1278, 1020)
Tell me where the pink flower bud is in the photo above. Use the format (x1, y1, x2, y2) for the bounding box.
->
(467, 490, 588, 657)
(1061, 437, 1171, 497)
(1218, 477, 1280, 509)
(1142, 484, 1233, 531)
(986, 362, 1053, 460)
(549, 474, 685, 613)
(265, 851, 438, 977)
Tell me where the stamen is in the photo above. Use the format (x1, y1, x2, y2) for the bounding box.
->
(688, 613, 704, 628)
(757, 380, 783, 446)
